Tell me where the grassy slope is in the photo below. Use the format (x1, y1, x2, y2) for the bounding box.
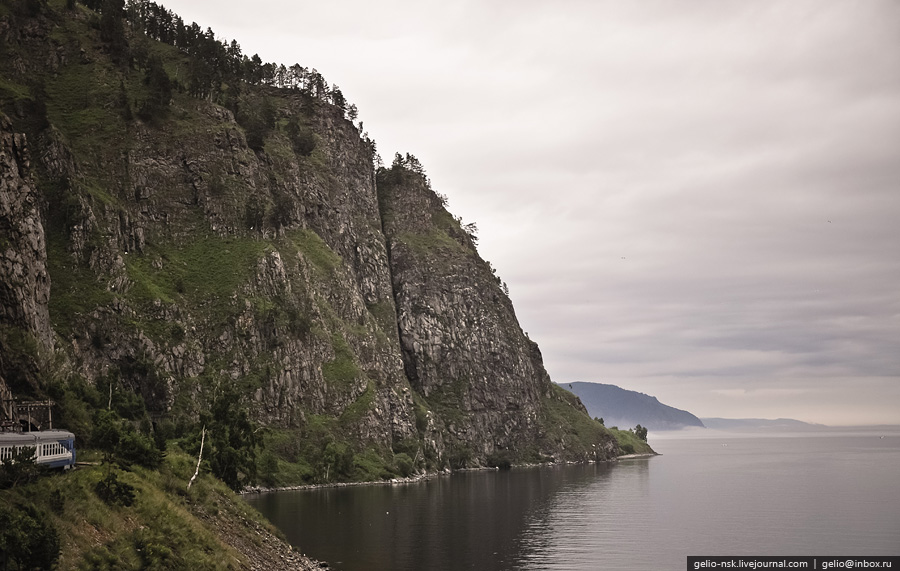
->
(544, 384, 655, 458)
(0, 448, 317, 570)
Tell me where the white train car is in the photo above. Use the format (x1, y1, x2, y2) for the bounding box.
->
(0, 430, 76, 469)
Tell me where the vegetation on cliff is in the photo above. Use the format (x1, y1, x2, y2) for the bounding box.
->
(1, 447, 322, 570)
(1, 0, 651, 566)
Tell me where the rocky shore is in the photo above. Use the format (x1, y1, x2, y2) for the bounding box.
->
(241, 454, 651, 496)
(201, 507, 329, 571)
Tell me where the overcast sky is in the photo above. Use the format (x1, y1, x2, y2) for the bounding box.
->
(161, 0, 900, 425)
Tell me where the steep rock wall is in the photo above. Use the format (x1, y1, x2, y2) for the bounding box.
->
(0, 112, 53, 402)
(0, 6, 417, 453)
(377, 165, 616, 463)
(0, 113, 52, 349)
(0, 4, 618, 472)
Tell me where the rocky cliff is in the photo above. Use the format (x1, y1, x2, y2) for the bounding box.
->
(0, 0, 618, 483)
(378, 163, 609, 464)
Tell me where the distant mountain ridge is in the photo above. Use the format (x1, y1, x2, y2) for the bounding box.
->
(560, 382, 705, 431)
(701, 418, 826, 431)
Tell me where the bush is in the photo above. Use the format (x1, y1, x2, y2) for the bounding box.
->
(286, 120, 316, 156)
(49, 489, 66, 514)
(93, 409, 164, 469)
(0, 446, 40, 489)
(486, 451, 513, 471)
(95, 471, 136, 507)
(321, 441, 352, 482)
(393, 453, 414, 477)
(236, 96, 276, 151)
(257, 450, 279, 487)
(0, 502, 61, 569)
(448, 444, 473, 470)
(137, 55, 172, 122)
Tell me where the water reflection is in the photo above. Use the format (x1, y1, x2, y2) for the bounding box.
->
(246, 463, 629, 571)
(515, 460, 652, 570)
(247, 432, 900, 570)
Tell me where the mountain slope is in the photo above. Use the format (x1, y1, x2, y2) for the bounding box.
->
(0, 0, 621, 484)
(701, 418, 825, 431)
(0, 2, 646, 566)
(561, 382, 705, 431)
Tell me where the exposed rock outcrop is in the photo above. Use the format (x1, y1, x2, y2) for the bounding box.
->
(0, 3, 615, 473)
(379, 166, 549, 461)
(0, 112, 53, 351)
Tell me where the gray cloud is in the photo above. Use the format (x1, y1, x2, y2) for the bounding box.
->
(161, 0, 900, 425)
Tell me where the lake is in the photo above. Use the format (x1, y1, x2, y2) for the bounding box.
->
(245, 428, 900, 570)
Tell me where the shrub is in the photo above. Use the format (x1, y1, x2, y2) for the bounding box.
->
(285, 120, 316, 156)
(257, 450, 279, 487)
(394, 453, 414, 477)
(0, 446, 40, 489)
(95, 471, 136, 507)
(486, 451, 513, 471)
(321, 441, 352, 482)
(236, 96, 276, 151)
(93, 409, 164, 469)
(0, 502, 61, 569)
(448, 444, 473, 470)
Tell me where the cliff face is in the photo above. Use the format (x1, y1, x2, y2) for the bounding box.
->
(0, 113, 51, 346)
(0, 111, 53, 408)
(0, 2, 616, 476)
(378, 165, 585, 463)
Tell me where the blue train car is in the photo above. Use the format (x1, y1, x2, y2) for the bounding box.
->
(0, 430, 76, 469)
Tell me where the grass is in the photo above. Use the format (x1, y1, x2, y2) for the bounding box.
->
(420, 375, 469, 429)
(397, 229, 469, 257)
(123, 236, 269, 323)
(0, 75, 30, 101)
(117, 236, 275, 345)
(258, 399, 408, 486)
(0, 447, 281, 570)
(287, 228, 342, 275)
(45, 231, 116, 335)
(43, 51, 129, 173)
(339, 381, 375, 425)
(321, 333, 361, 386)
(609, 427, 655, 456)
(541, 384, 609, 453)
(366, 300, 397, 337)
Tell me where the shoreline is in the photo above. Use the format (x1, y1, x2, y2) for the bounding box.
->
(242, 454, 656, 495)
(242, 470, 443, 495)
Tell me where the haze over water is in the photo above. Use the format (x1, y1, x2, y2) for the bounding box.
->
(247, 428, 900, 570)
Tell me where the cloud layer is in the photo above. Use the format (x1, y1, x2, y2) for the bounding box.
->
(161, 0, 900, 424)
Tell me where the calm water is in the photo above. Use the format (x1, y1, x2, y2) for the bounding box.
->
(246, 429, 900, 570)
